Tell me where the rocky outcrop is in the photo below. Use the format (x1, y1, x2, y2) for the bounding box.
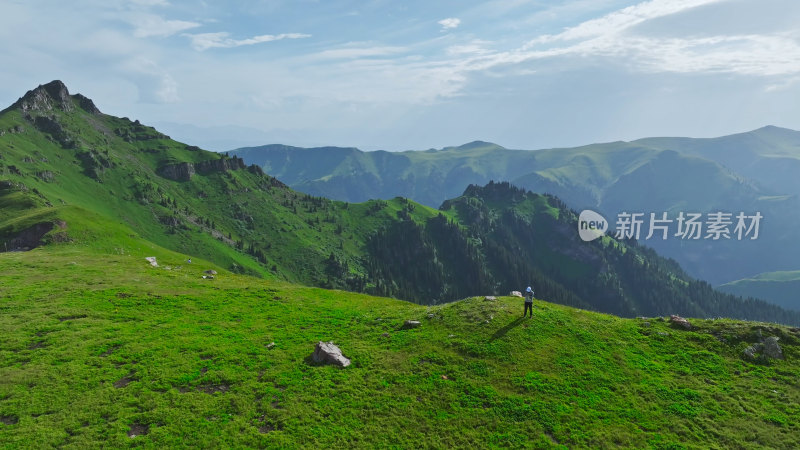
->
(510, 291, 523, 298)
(744, 336, 784, 360)
(32, 115, 74, 148)
(73, 93, 101, 114)
(669, 315, 692, 330)
(14, 80, 73, 113)
(158, 157, 246, 182)
(311, 341, 351, 367)
(2, 221, 65, 252)
(158, 162, 195, 181)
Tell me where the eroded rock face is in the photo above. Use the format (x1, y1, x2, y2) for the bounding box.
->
(158, 157, 247, 181)
(158, 162, 195, 181)
(311, 341, 351, 367)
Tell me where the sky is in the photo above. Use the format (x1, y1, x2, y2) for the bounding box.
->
(1, 0, 799, 151)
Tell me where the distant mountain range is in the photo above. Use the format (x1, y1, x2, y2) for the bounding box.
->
(229, 128, 800, 308)
(2, 80, 796, 323)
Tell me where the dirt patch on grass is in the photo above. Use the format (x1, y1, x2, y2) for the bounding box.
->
(116, 292, 132, 298)
(58, 314, 88, 322)
(200, 354, 213, 360)
(0, 415, 19, 425)
(198, 383, 230, 394)
(256, 416, 283, 434)
(27, 341, 47, 350)
(178, 382, 230, 394)
(100, 345, 120, 357)
(127, 423, 149, 438)
(114, 372, 136, 388)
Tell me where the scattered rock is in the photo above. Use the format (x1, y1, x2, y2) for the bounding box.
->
(311, 341, 351, 367)
(145, 257, 158, 267)
(789, 327, 800, 334)
(266, 342, 276, 350)
(510, 291, 523, 298)
(127, 423, 149, 438)
(0, 415, 18, 425)
(441, 375, 449, 380)
(669, 315, 692, 330)
(484, 296, 497, 301)
(204, 269, 217, 275)
(201, 275, 214, 280)
(401, 320, 421, 330)
(381, 333, 390, 338)
(427, 313, 435, 319)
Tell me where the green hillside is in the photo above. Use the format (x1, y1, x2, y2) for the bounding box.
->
(2, 242, 800, 448)
(719, 271, 800, 312)
(229, 128, 800, 290)
(4, 81, 795, 324)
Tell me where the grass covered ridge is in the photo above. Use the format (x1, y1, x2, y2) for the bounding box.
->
(1, 245, 799, 448)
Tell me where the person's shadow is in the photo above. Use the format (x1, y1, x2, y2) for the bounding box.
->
(489, 317, 525, 342)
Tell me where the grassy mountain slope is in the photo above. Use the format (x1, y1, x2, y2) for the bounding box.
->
(2, 81, 797, 324)
(0, 81, 448, 291)
(719, 271, 800, 312)
(2, 243, 800, 448)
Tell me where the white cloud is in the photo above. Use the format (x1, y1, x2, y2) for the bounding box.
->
(438, 18, 461, 31)
(186, 32, 311, 51)
(313, 46, 407, 60)
(525, 0, 725, 46)
(121, 56, 180, 103)
(437, 0, 800, 84)
(446, 40, 493, 56)
(131, 14, 200, 38)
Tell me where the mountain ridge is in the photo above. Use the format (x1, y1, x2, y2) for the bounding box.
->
(2, 80, 797, 324)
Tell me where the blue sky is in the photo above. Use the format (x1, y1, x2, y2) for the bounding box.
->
(1, 0, 799, 150)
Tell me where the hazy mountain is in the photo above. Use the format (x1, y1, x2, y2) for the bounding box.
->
(229, 128, 800, 292)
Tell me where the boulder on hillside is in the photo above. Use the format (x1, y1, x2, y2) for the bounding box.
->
(145, 257, 158, 267)
(743, 336, 784, 361)
(669, 315, 692, 330)
(763, 336, 784, 360)
(402, 320, 421, 329)
(311, 341, 350, 367)
(484, 296, 497, 302)
(204, 269, 217, 275)
(510, 291, 523, 298)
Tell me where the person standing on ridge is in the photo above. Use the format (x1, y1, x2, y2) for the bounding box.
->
(524, 286, 534, 317)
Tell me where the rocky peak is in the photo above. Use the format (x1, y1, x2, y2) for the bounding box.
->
(15, 80, 72, 113)
(12, 80, 101, 115)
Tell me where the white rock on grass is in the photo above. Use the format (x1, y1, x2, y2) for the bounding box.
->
(402, 320, 421, 329)
(312, 341, 351, 367)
